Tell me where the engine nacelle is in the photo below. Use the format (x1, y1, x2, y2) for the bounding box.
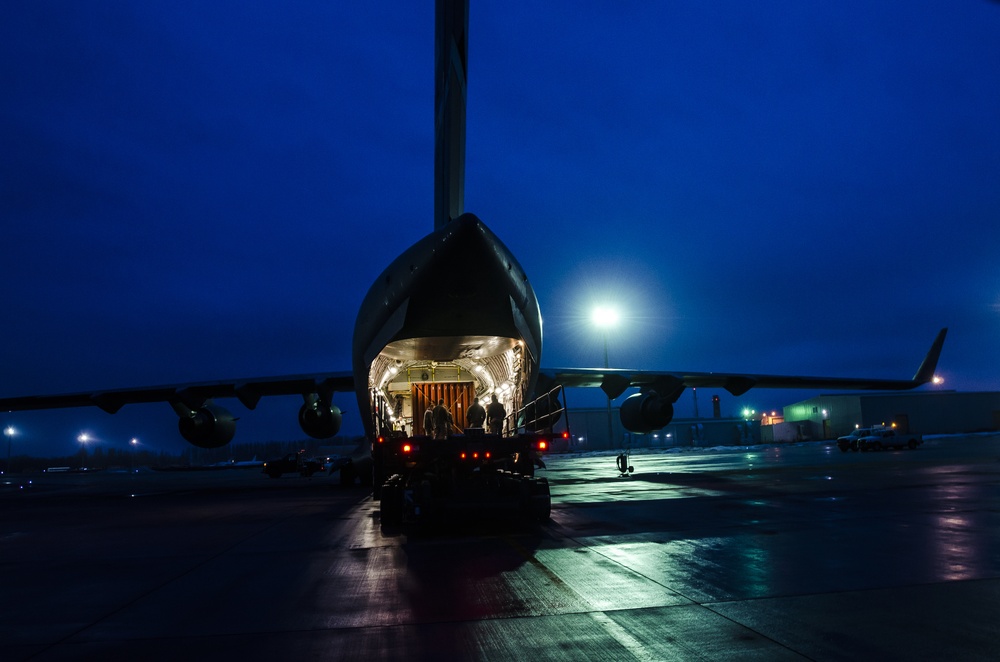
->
(620, 390, 674, 433)
(178, 403, 236, 449)
(299, 401, 342, 439)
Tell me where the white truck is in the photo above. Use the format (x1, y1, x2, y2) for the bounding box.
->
(837, 427, 874, 452)
(857, 428, 923, 451)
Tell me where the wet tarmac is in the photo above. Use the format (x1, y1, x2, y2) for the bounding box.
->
(2, 435, 999, 660)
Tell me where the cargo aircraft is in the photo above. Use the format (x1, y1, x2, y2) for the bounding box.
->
(1, 1, 946, 477)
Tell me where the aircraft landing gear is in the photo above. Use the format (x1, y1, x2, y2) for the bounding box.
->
(616, 452, 634, 477)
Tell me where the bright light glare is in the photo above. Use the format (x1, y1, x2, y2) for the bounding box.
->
(78, 433, 90, 443)
(932, 375, 944, 385)
(591, 306, 620, 328)
(4, 426, 14, 436)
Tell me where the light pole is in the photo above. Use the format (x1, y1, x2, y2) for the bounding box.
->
(592, 306, 620, 447)
(4, 426, 16, 474)
(77, 433, 90, 468)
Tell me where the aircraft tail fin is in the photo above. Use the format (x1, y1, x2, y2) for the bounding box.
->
(434, 0, 469, 230)
(912, 328, 948, 385)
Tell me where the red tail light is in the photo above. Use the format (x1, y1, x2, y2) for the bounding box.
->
(402, 443, 412, 453)
(562, 431, 569, 439)
(538, 440, 548, 451)
(377, 436, 385, 444)
(460, 452, 467, 459)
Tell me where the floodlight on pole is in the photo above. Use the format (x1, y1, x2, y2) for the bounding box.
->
(592, 305, 620, 447)
(591, 306, 620, 329)
(129, 437, 139, 472)
(4, 426, 16, 474)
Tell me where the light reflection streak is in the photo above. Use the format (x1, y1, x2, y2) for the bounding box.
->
(931, 482, 981, 581)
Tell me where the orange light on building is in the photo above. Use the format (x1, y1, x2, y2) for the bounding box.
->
(761, 411, 785, 426)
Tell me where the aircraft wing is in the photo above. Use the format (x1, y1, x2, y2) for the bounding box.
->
(541, 328, 948, 400)
(0, 372, 355, 414)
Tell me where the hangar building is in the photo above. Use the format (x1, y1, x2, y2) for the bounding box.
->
(566, 391, 1000, 448)
(780, 390, 1000, 440)
(562, 407, 762, 450)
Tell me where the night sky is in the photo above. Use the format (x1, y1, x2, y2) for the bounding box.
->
(3, 2, 999, 457)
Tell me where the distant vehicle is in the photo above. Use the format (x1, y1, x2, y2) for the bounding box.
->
(837, 428, 875, 452)
(262, 451, 325, 479)
(858, 428, 923, 451)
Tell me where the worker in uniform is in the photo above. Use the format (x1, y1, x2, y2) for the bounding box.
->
(486, 394, 506, 436)
(432, 399, 453, 440)
(423, 404, 435, 437)
(467, 397, 486, 428)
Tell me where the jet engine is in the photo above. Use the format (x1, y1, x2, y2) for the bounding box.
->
(299, 398, 342, 439)
(620, 390, 674, 433)
(178, 403, 236, 449)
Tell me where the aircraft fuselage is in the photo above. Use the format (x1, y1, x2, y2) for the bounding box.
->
(352, 213, 542, 437)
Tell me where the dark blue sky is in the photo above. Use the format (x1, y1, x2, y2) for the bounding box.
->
(3, 2, 999, 457)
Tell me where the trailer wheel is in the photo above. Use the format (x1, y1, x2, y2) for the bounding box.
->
(380, 483, 402, 527)
(339, 464, 355, 487)
(528, 477, 551, 522)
